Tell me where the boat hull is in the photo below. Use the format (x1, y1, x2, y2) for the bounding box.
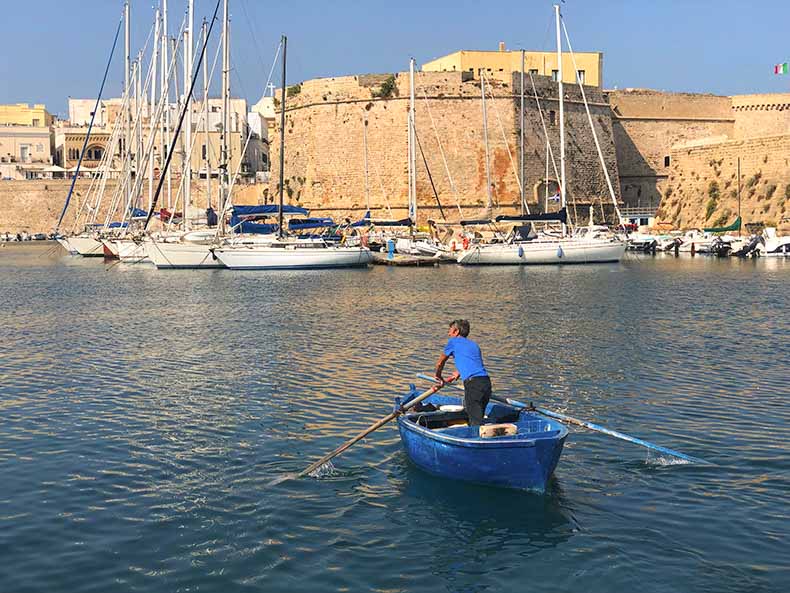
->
(68, 235, 105, 257)
(457, 238, 626, 265)
(145, 240, 224, 269)
(115, 239, 150, 263)
(213, 245, 372, 270)
(56, 237, 78, 255)
(396, 394, 567, 492)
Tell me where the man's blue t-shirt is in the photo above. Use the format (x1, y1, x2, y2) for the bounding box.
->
(444, 337, 488, 381)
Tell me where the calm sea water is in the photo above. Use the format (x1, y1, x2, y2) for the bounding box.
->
(1, 243, 788, 593)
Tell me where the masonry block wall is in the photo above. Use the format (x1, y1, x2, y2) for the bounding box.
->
(608, 89, 734, 211)
(659, 135, 790, 229)
(0, 180, 266, 233)
(268, 71, 621, 224)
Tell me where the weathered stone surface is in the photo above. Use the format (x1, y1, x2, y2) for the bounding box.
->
(0, 180, 266, 233)
(268, 71, 622, 224)
(659, 135, 790, 230)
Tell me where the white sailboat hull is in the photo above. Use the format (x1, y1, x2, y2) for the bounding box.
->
(214, 245, 373, 270)
(114, 239, 151, 263)
(101, 239, 120, 258)
(68, 235, 105, 257)
(145, 240, 224, 269)
(56, 237, 78, 255)
(457, 238, 626, 265)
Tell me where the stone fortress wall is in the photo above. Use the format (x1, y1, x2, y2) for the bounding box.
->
(610, 89, 790, 229)
(0, 180, 265, 234)
(3, 72, 790, 233)
(268, 70, 620, 224)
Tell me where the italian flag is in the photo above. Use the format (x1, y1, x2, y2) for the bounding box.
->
(775, 62, 789, 74)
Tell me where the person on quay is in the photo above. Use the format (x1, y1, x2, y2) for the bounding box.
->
(434, 319, 492, 426)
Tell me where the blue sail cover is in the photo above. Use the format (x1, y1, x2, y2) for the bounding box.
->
(232, 204, 308, 217)
(350, 211, 371, 227)
(289, 217, 335, 231)
(130, 208, 148, 219)
(229, 218, 278, 234)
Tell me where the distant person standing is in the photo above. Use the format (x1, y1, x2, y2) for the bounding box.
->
(434, 319, 492, 426)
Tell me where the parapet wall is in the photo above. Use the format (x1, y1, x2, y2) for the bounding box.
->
(731, 93, 790, 139)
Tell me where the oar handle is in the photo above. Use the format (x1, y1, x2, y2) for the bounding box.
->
(298, 377, 456, 478)
(414, 373, 711, 465)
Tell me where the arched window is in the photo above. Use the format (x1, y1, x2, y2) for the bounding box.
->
(85, 145, 104, 161)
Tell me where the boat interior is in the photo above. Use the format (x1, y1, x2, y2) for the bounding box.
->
(402, 398, 561, 440)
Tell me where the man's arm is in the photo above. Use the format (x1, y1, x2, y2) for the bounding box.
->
(435, 353, 460, 385)
(434, 353, 450, 384)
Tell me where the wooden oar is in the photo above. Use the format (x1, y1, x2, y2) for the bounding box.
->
(415, 373, 712, 465)
(297, 377, 456, 478)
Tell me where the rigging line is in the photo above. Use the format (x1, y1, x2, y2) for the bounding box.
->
(144, 0, 223, 229)
(240, 0, 269, 74)
(119, 40, 166, 230)
(484, 72, 530, 214)
(420, 90, 462, 218)
(527, 72, 561, 201)
(369, 137, 393, 217)
(56, 13, 124, 233)
(414, 125, 446, 221)
(216, 40, 283, 231)
(561, 17, 622, 225)
(107, 14, 187, 231)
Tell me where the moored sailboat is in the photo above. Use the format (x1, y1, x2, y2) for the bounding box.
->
(456, 4, 626, 266)
(212, 35, 371, 270)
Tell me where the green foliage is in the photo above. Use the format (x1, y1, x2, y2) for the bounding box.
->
(746, 172, 762, 188)
(766, 184, 777, 199)
(372, 75, 398, 99)
(705, 197, 718, 220)
(785, 184, 790, 200)
(287, 84, 302, 98)
(707, 180, 720, 201)
(711, 211, 731, 227)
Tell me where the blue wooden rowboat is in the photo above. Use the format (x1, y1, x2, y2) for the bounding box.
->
(395, 387, 568, 492)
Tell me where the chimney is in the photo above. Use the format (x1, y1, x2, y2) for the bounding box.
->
(498, 41, 506, 52)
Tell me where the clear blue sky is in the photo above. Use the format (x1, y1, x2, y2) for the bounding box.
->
(2, 0, 789, 117)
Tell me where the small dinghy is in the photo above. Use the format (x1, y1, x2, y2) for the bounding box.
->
(396, 389, 568, 492)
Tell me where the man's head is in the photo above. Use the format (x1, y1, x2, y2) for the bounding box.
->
(448, 319, 470, 338)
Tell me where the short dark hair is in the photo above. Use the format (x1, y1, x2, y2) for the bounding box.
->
(449, 319, 470, 337)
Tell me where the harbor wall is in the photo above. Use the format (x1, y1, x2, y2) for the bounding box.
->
(611, 89, 790, 228)
(608, 89, 734, 211)
(268, 71, 621, 224)
(658, 134, 790, 230)
(0, 180, 266, 234)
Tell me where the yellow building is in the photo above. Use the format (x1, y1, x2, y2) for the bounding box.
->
(423, 43, 603, 87)
(0, 103, 55, 127)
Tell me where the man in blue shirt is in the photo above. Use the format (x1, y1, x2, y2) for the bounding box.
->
(434, 319, 492, 426)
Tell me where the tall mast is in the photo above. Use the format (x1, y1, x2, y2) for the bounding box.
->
(520, 49, 525, 215)
(169, 36, 178, 210)
(124, 1, 131, 210)
(149, 9, 160, 211)
(278, 35, 287, 238)
(408, 58, 417, 224)
(363, 114, 370, 212)
(555, 3, 566, 234)
(220, 0, 230, 220)
(162, 0, 171, 210)
(184, 0, 194, 230)
(202, 19, 211, 210)
(136, 53, 143, 212)
(481, 71, 492, 210)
